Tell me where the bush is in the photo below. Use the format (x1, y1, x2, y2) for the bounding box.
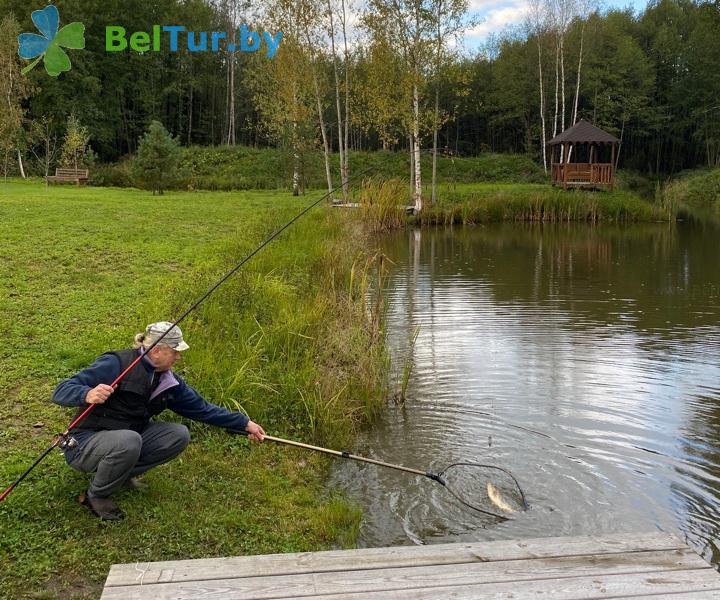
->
(88, 160, 134, 187)
(615, 170, 658, 200)
(662, 168, 720, 218)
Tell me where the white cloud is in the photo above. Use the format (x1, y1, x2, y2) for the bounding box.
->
(465, 0, 531, 48)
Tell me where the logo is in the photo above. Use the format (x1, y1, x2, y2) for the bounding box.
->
(105, 25, 283, 58)
(18, 5, 85, 77)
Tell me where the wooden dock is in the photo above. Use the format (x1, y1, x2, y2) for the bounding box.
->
(101, 531, 720, 599)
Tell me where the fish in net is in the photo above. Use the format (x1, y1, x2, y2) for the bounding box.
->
(434, 462, 528, 519)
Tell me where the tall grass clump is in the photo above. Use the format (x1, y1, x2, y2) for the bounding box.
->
(392, 325, 420, 405)
(418, 184, 667, 224)
(359, 177, 408, 232)
(661, 168, 720, 221)
(158, 208, 389, 449)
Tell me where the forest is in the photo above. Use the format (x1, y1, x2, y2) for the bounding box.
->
(1, 0, 719, 181)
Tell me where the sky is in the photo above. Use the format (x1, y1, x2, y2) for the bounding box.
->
(462, 0, 651, 51)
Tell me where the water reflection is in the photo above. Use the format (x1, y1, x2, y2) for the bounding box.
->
(329, 223, 720, 568)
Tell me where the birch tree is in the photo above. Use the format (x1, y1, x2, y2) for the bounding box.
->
(571, 0, 594, 126)
(429, 0, 470, 203)
(364, 0, 434, 212)
(251, 5, 315, 195)
(352, 43, 410, 151)
(327, 0, 351, 201)
(548, 0, 575, 138)
(527, 0, 549, 172)
(28, 117, 59, 182)
(0, 15, 33, 179)
(298, 0, 334, 195)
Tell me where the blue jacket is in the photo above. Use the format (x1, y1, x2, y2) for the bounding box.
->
(52, 349, 249, 453)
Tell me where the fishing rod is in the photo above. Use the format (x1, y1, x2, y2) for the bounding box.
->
(232, 431, 528, 520)
(0, 165, 380, 503)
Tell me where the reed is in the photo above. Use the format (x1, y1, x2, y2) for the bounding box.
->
(358, 177, 408, 232)
(417, 184, 667, 224)
(660, 168, 720, 221)
(393, 325, 421, 405)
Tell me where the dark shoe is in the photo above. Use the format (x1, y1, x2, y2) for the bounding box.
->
(79, 491, 125, 521)
(123, 477, 148, 491)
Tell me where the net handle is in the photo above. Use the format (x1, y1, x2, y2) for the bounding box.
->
(233, 432, 527, 520)
(240, 433, 430, 477)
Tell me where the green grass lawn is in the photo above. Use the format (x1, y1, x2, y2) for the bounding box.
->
(0, 179, 385, 598)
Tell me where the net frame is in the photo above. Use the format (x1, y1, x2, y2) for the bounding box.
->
(436, 462, 529, 520)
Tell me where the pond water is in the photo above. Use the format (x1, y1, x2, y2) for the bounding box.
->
(329, 222, 720, 568)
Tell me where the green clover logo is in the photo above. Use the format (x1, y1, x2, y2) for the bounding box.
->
(18, 5, 85, 77)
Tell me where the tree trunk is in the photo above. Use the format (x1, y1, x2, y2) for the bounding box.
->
(560, 33, 565, 133)
(45, 135, 50, 178)
(431, 84, 439, 204)
(412, 83, 422, 212)
(553, 40, 560, 138)
(187, 85, 193, 145)
(292, 84, 300, 199)
(292, 137, 301, 196)
(572, 23, 584, 126)
(409, 134, 414, 199)
(17, 149, 25, 178)
(616, 117, 625, 169)
(328, 1, 347, 202)
(226, 46, 235, 145)
(566, 20, 583, 165)
(313, 66, 333, 195)
(341, 0, 351, 200)
(537, 32, 547, 172)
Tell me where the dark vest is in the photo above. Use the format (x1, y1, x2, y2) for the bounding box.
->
(73, 349, 169, 432)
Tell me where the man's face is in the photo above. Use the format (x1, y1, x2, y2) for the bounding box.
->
(149, 345, 182, 371)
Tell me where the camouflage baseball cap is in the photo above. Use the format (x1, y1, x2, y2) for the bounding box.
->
(145, 321, 190, 351)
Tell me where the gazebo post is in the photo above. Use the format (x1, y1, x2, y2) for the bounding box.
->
(610, 143, 615, 190)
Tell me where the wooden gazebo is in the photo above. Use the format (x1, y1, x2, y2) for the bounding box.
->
(548, 120, 619, 190)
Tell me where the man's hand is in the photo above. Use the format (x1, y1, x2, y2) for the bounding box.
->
(85, 384, 115, 405)
(245, 420, 265, 442)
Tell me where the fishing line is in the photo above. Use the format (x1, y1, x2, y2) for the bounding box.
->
(0, 164, 380, 502)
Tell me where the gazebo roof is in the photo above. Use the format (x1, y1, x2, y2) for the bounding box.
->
(548, 120, 619, 145)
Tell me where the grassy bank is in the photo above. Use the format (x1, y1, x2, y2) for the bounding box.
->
(90, 147, 547, 191)
(353, 181, 668, 226)
(0, 180, 386, 598)
(415, 183, 669, 224)
(661, 168, 720, 221)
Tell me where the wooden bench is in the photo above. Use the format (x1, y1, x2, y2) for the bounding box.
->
(46, 168, 89, 185)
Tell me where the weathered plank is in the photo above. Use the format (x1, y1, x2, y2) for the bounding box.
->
(104, 531, 683, 587)
(102, 567, 720, 600)
(100, 548, 709, 600)
(613, 594, 720, 600)
(294, 569, 720, 600)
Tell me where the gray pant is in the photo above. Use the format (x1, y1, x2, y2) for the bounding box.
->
(68, 423, 190, 498)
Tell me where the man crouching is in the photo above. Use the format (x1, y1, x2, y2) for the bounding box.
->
(52, 321, 265, 520)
